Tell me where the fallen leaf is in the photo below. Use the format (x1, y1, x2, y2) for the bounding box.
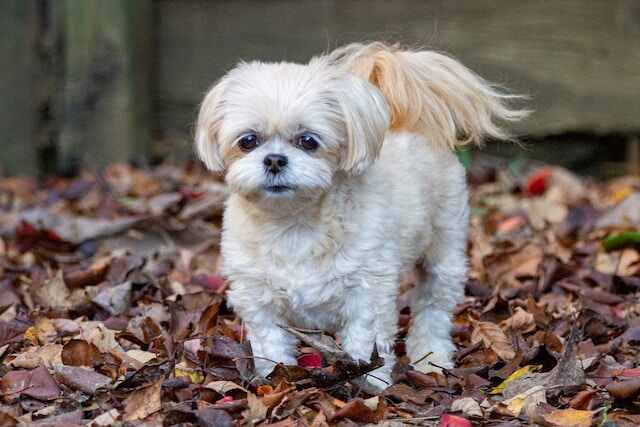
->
(525, 168, 553, 196)
(125, 349, 157, 364)
(9, 344, 62, 369)
(61, 339, 102, 367)
(243, 392, 268, 425)
(91, 408, 120, 426)
(297, 351, 322, 368)
(597, 193, 640, 228)
(471, 321, 516, 361)
(203, 381, 247, 395)
(438, 413, 472, 427)
(331, 398, 380, 424)
(7, 208, 145, 244)
(490, 365, 541, 395)
(503, 328, 585, 398)
(501, 385, 546, 417)
(33, 272, 70, 311)
(0, 366, 60, 402)
(91, 281, 132, 315)
(606, 378, 640, 400)
(196, 407, 234, 427)
(79, 321, 126, 357)
(174, 365, 205, 384)
(501, 307, 536, 333)
(123, 378, 163, 421)
(450, 397, 482, 418)
(54, 365, 112, 394)
(533, 405, 593, 427)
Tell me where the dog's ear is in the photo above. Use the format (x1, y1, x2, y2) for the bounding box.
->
(337, 76, 390, 175)
(195, 79, 227, 172)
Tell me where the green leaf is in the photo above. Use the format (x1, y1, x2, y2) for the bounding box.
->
(601, 231, 640, 251)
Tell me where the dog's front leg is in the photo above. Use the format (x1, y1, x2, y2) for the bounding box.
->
(244, 312, 298, 378)
(228, 285, 298, 378)
(338, 282, 398, 392)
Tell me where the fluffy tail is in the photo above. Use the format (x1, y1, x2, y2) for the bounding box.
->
(327, 42, 528, 149)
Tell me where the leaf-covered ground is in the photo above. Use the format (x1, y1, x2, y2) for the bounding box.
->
(0, 160, 639, 426)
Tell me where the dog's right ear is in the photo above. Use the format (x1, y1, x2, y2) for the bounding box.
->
(195, 79, 227, 172)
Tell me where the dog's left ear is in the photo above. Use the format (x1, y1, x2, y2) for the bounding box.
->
(195, 79, 228, 172)
(337, 76, 390, 175)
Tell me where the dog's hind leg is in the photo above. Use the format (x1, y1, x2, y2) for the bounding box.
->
(406, 184, 469, 373)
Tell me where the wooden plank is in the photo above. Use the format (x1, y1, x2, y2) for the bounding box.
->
(58, 0, 152, 173)
(154, 0, 640, 150)
(0, 1, 38, 176)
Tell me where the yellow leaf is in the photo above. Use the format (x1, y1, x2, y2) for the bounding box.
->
(174, 367, 204, 384)
(543, 408, 593, 427)
(490, 365, 541, 395)
(24, 326, 39, 345)
(608, 185, 633, 205)
(501, 385, 546, 417)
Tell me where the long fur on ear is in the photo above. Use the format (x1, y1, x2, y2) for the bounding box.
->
(336, 75, 390, 175)
(328, 42, 528, 149)
(195, 79, 227, 172)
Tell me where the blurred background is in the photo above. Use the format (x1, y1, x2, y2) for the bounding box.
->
(1, 0, 639, 178)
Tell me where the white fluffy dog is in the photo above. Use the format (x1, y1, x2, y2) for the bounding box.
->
(195, 42, 525, 390)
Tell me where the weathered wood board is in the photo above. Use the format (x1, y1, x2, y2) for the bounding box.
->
(2, 0, 639, 174)
(57, 0, 152, 172)
(0, 1, 38, 175)
(155, 0, 640, 148)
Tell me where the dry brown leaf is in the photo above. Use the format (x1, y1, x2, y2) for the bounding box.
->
(471, 321, 516, 361)
(243, 392, 268, 425)
(450, 397, 483, 418)
(54, 365, 112, 394)
(79, 321, 126, 357)
(90, 408, 120, 426)
(606, 378, 640, 400)
(533, 405, 593, 427)
(91, 281, 132, 315)
(0, 366, 60, 402)
(34, 272, 70, 312)
(123, 378, 163, 421)
(501, 307, 536, 333)
(9, 343, 62, 369)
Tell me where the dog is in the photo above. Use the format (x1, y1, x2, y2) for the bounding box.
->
(195, 42, 525, 391)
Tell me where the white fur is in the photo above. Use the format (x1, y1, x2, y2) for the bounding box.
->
(195, 43, 525, 391)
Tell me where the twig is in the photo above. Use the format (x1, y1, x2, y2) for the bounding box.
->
(411, 351, 433, 366)
(232, 355, 280, 366)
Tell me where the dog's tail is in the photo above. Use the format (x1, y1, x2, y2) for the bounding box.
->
(327, 42, 528, 149)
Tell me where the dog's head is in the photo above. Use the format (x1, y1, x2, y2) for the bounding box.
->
(195, 58, 390, 203)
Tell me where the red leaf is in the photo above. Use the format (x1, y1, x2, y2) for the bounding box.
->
(619, 368, 640, 378)
(297, 352, 322, 369)
(525, 168, 553, 196)
(439, 414, 472, 427)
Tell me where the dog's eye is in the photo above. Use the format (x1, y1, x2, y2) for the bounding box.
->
(296, 133, 319, 151)
(238, 134, 259, 151)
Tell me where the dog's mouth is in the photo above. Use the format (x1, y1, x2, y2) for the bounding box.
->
(264, 185, 294, 193)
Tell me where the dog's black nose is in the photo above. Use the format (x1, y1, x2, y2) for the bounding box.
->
(263, 154, 288, 174)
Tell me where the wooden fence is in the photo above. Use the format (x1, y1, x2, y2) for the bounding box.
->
(2, 0, 639, 176)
